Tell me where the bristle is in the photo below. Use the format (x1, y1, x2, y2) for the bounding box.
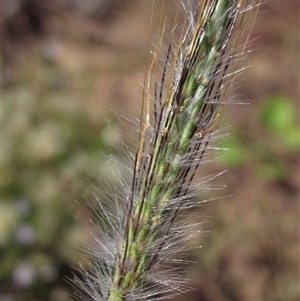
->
(72, 1, 260, 300)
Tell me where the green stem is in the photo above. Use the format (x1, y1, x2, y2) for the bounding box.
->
(108, 1, 242, 300)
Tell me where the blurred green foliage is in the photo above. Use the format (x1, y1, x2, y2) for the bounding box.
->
(1, 61, 123, 300)
(219, 95, 299, 181)
(261, 95, 300, 150)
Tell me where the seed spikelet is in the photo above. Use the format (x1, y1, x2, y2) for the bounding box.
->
(72, 1, 260, 300)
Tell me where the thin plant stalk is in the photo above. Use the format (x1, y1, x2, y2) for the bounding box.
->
(72, 1, 260, 300)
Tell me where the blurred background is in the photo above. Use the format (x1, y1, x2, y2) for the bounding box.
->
(1, 0, 299, 300)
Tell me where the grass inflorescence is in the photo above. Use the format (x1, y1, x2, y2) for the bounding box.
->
(72, 1, 260, 300)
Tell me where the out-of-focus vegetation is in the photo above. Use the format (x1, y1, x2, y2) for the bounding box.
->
(1, 0, 299, 301)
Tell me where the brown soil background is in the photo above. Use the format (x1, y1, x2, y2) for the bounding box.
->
(2, 1, 299, 301)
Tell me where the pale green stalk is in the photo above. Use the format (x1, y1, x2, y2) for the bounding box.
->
(109, 1, 242, 299)
(73, 1, 260, 301)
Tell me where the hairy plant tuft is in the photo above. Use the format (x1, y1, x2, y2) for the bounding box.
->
(72, 1, 260, 300)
